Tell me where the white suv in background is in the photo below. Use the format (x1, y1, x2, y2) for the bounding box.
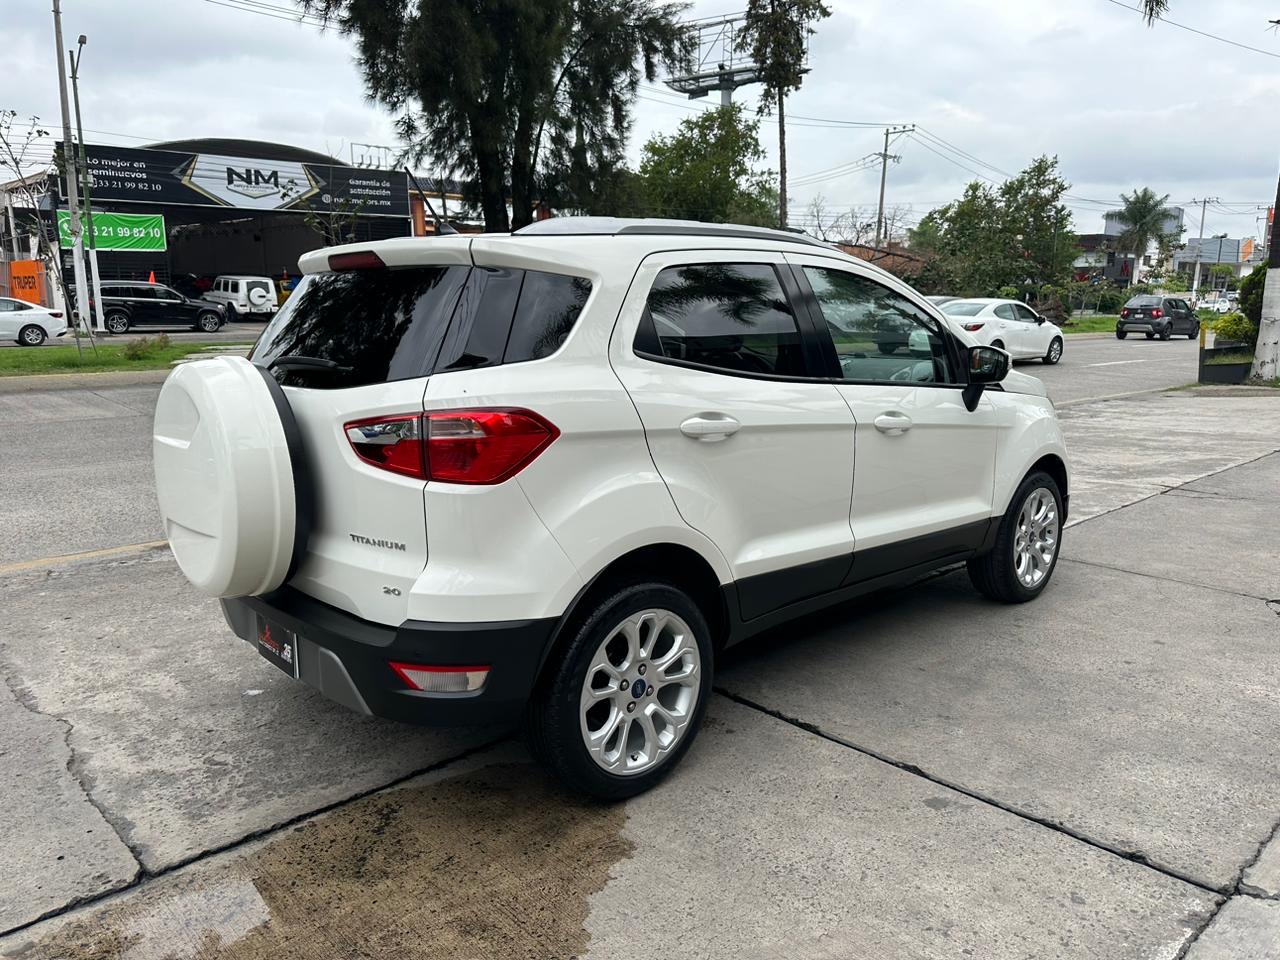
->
(942, 298, 1065, 364)
(153, 218, 1070, 798)
(205, 275, 278, 319)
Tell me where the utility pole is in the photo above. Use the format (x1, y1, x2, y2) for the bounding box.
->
(874, 124, 913, 249)
(69, 36, 105, 332)
(51, 0, 89, 331)
(1189, 197, 1217, 302)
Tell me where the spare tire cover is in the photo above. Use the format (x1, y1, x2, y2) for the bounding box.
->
(153, 355, 299, 598)
(247, 284, 271, 306)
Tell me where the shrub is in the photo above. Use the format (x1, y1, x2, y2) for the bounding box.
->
(1212, 311, 1258, 348)
(1238, 262, 1267, 325)
(996, 286, 1019, 300)
(121, 337, 153, 360)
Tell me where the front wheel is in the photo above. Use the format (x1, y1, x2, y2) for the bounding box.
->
(527, 582, 713, 800)
(1043, 337, 1063, 364)
(967, 470, 1063, 604)
(1116, 330, 1128, 340)
(18, 324, 47, 346)
(197, 312, 223, 333)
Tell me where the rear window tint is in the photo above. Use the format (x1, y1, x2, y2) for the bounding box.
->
(1126, 296, 1162, 307)
(942, 301, 984, 316)
(252, 266, 470, 389)
(505, 272, 592, 363)
(434, 267, 525, 372)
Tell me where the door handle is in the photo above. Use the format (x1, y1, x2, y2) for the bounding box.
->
(874, 412, 913, 435)
(680, 413, 740, 441)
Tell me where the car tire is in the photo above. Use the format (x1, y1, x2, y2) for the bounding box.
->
(1043, 337, 1063, 365)
(197, 312, 223, 333)
(1159, 324, 1172, 341)
(1116, 330, 1128, 340)
(1188, 325, 1199, 340)
(1145, 331, 1155, 340)
(18, 324, 47, 346)
(967, 469, 1063, 604)
(527, 581, 713, 800)
(876, 343, 900, 356)
(991, 339, 1005, 350)
(104, 311, 130, 335)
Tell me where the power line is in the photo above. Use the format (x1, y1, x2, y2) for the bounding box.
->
(201, 0, 327, 27)
(1102, 0, 1280, 60)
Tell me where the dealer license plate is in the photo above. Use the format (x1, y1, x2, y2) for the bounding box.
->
(256, 618, 299, 679)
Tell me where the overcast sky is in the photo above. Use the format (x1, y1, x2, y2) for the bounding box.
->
(7, 0, 1280, 240)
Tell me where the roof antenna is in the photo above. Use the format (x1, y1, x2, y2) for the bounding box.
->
(405, 168, 457, 235)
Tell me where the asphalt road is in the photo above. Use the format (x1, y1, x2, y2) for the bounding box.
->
(2, 365, 1279, 957)
(0, 321, 269, 348)
(1022, 333, 1200, 405)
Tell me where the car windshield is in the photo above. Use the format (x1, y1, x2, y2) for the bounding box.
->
(942, 301, 985, 317)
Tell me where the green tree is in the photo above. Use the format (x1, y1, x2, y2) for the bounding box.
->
(737, 0, 831, 228)
(304, 0, 691, 232)
(639, 103, 779, 226)
(1112, 187, 1178, 286)
(1208, 262, 1237, 291)
(908, 156, 1074, 297)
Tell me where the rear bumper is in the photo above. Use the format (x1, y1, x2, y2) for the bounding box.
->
(1117, 320, 1167, 332)
(221, 588, 555, 727)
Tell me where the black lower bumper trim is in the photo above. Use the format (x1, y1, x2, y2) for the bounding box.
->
(221, 588, 555, 727)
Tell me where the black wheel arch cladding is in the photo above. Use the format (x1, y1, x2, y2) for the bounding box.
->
(253, 363, 314, 583)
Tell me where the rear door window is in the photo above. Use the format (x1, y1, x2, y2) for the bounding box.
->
(253, 266, 470, 388)
(634, 262, 807, 377)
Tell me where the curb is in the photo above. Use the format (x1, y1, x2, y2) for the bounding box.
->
(0, 368, 172, 393)
(1062, 332, 1116, 340)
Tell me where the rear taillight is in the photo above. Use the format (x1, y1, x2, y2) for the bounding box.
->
(1120, 309, 1129, 318)
(344, 408, 558, 484)
(1150, 308, 1163, 319)
(962, 322, 985, 332)
(50, 311, 63, 319)
(389, 662, 489, 693)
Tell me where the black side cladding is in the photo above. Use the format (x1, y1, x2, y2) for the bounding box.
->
(254, 363, 314, 583)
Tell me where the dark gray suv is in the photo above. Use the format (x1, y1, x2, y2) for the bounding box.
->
(1116, 296, 1199, 341)
(91, 282, 226, 334)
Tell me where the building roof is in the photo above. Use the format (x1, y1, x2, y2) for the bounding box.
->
(143, 138, 347, 166)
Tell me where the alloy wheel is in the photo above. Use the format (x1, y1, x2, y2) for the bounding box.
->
(579, 608, 701, 777)
(1048, 339, 1062, 362)
(1013, 487, 1059, 588)
(20, 326, 44, 345)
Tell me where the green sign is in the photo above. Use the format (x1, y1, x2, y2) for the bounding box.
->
(57, 211, 167, 252)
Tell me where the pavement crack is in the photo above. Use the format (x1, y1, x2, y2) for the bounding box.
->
(1235, 817, 1280, 901)
(0, 666, 146, 879)
(714, 687, 1228, 898)
(1059, 556, 1272, 602)
(0, 732, 512, 940)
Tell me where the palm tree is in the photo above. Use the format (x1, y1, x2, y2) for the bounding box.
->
(1113, 187, 1176, 286)
(1142, 0, 1278, 379)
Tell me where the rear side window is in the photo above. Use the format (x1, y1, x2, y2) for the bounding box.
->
(635, 263, 805, 377)
(253, 266, 470, 388)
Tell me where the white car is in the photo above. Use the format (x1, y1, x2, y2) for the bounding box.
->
(204, 275, 278, 320)
(152, 218, 1070, 798)
(0, 297, 68, 346)
(942, 298, 1064, 364)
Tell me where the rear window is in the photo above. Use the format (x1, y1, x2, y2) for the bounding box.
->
(252, 264, 591, 389)
(1126, 296, 1162, 307)
(942, 301, 985, 317)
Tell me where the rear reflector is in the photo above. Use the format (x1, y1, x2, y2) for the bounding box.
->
(962, 322, 985, 332)
(389, 662, 489, 693)
(328, 250, 386, 271)
(343, 408, 558, 484)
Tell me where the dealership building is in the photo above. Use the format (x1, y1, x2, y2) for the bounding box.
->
(49, 137, 419, 288)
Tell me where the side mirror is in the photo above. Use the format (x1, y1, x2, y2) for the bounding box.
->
(962, 345, 1009, 412)
(1035, 315, 1047, 324)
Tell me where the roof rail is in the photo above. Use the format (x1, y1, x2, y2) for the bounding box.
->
(512, 216, 832, 249)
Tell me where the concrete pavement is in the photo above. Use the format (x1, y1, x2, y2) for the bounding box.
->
(2, 361, 1280, 955)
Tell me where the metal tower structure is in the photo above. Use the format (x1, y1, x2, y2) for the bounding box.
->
(665, 13, 791, 107)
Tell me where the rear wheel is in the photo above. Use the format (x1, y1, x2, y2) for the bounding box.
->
(1159, 324, 1172, 341)
(528, 582, 712, 800)
(1145, 331, 1155, 340)
(967, 470, 1063, 604)
(1188, 324, 1199, 340)
(104, 311, 129, 335)
(991, 339, 1005, 350)
(18, 324, 46, 346)
(1043, 337, 1063, 364)
(1116, 330, 1128, 340)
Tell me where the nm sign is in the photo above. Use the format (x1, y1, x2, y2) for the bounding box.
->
(64, 144, 409, 218)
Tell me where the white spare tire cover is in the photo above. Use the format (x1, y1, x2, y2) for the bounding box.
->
(153, 355, 306, 598)
(247, 284, 271, 306)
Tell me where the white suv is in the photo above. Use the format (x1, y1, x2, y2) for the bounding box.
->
(205, 275, 278, 319)
(153, 218, 1069, 798)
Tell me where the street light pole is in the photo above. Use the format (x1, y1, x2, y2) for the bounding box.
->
(51, 0, 89, 330)
(69, 36, 105, 333)
(1189, 197, 1216, 302)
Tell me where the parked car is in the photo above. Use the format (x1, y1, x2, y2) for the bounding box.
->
(926, 295, 959, 306)
(92, 282, 226, 334)
(941, 298, 1065, 363)
(152, 218, 1070, 798)
(1116, 295, 1199, 340)
(204, 275, 279, 320)
(0, 297, 67, 346)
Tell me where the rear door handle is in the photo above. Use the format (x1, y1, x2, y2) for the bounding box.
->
(874, 412, 912, 435)
(680, 413, 741, 441)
